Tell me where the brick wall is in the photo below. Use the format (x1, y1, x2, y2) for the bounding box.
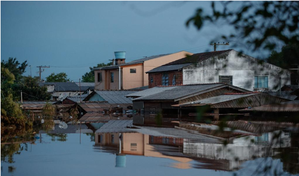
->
(148, 71, 183, 88)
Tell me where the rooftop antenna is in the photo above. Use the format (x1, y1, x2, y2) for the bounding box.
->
(211, 42, 229, 51)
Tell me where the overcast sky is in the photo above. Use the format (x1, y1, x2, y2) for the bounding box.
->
(2, 1, 242, 81)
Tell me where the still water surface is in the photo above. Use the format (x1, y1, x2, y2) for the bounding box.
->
(1, 130, 298, 176)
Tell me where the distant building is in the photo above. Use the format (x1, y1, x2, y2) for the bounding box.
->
(94, 51, 192, 90)
(40, 82, 92, 101)
(147, 49, 291, 91)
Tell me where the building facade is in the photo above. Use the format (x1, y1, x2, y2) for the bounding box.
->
(94, 51, 192, 90)
(147, 49, 291, 92)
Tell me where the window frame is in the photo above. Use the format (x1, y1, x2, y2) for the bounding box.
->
(162, 73, 169, 86)
(219, 75, 233, 85)
(254, 75, 268, 89)
(97, 72, 102, 82)
(130, 68, 136, 73)
(110, 72, 114, 83)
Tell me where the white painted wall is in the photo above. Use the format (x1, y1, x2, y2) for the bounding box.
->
(183, 50, 291, 91)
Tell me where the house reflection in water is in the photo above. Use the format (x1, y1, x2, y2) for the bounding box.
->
(95, 132, 192, 169)
(93, 120, 293, 171)
(183, 131, 291, 171)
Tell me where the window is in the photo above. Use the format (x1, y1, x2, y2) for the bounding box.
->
(130, 68, 136, 73)
(219, 76, 232, 85)
(162, 73, 169, 86)
(98, 135, 102, 143)
(111, 72, 114, 83)
(150, 76, 153, 83)
(254, 76, 268, 89)
(111, 134, 114, 143)
(172, 75, 176, 85)
(97, 72, 102, 82)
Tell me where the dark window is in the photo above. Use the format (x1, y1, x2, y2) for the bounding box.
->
(162, 73, 169, 86)
(150, 76, 153, 83)
(111, 72, 114, 83)
(130, 68, 136, 73)
(98, 135, 102, 143)
(219, 76, 233, 85)
(254, 76, 268, 89)
(111, 134, 114, 143)
(97, 72, 102, 82)
(172, 75, 176, 85)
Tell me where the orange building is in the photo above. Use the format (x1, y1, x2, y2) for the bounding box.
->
(94, 51, 192, 90)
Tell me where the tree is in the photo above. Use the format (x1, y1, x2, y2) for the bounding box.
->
(186, 1, 299, 55)
(1, 58, 27, 82)
(14, 76, 51, 101)
(46, 72, 70, 82)
(81, 62, 112, 82)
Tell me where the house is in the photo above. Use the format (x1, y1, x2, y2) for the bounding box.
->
(147, 49, 291, 92)
(94, 51, 192, 90)
(126, 83, 288, 126)
(39, 82, 84, 101)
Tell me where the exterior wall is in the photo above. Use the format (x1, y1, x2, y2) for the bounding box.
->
(122, 64, 143, 90)
(148, 71, 183, 88)
(183, 50, 291, 91)
(144, 51, 192, 87)
(95, 69, 120, 90)
(122, 133, 144, 155)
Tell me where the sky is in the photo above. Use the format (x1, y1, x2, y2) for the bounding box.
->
(2, 1, 241, 81)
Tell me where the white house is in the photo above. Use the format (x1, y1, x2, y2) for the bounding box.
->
(147, 49, 290, 91)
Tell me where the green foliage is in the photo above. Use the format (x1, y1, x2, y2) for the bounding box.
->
(267, 43, 299, 69)
(13, 76, 51, 101)
(186, 1, 299, 53)
(81, 62, 112, 82)
(1, 58, 27, 82)
(46, 72, 70, 82)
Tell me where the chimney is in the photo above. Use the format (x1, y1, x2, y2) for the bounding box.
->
(114, 51, 126, 65)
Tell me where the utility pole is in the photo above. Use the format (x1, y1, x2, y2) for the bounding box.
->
(36, 66, 50, 82)
(211, 42, 229, 51)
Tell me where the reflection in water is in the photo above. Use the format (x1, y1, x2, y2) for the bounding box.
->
(94, 130, 298, 173)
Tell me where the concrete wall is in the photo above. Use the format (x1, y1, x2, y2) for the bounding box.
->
(95, 69, 120, 90)
(122, 64, 143, 90)
(183, 50, 291, 91)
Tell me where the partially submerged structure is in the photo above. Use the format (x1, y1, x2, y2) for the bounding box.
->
(127, 83, 288, 126)
(147, 49, 290, 91)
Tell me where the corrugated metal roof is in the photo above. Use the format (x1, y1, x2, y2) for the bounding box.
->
(146, 63, 191, 73)
(181, 94, 255, 106)
(94, 91, 136, 104)
(78, 102, 111, 112)
(95, 120, 134, 133)
(66, 94, 89, 103)
(126, 86, 176, 98)
(175, 93, 287, 109)
(79, 113, 132, 123)
(133, 84, 224, 101)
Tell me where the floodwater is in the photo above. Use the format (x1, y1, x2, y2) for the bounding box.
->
(1, 124, 299, 176)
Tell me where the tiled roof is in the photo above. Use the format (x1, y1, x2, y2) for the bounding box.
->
(93, 91, 136, 104)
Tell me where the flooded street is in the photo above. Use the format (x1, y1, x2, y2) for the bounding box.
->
(2, 124, 299, 176)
